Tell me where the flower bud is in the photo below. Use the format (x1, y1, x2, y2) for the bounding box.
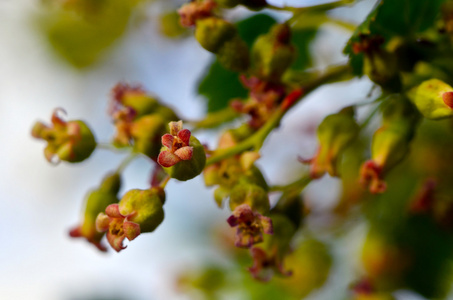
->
(31, 108, 96, 163)
(130, 114, 167, 159)
(158, 121, 206, 181)
(360, 96, 419, 194)
(111, 83, 160, 118)
(251, 23, 295, 82)
(248, 214, 295, 281)
(217, 35, 250, 72)
(353, 35, 400, 91)
(195, 17, 236, 53)
(178, 0, 217, 27)
(227, 203, 273, 248)
(69, 172, 121, 251)
(96, 187, 165, 252)
(276, 238, 331, 296)
(407, 79, 453, 119)
(229, 183, 269, 214)
(301, 107, 359, 178)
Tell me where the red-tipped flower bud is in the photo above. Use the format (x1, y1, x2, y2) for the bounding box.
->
(96, 188, 165, 252)
(251, 23, 295, 82)
(300, 107, 359, 179)
(158, 121, 206, 181)
(31, 108, 96, 163)
(407, 79, 453, 119)
(69, 172, 121, 252)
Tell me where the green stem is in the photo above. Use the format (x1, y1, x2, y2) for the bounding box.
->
(96, 143, 131, 152)
(270, 175, 312, 193)
(267, 0, 355, 14)
(116, 153, 138, 173)
(189, 107, 241, 131)
(206, 64, 351, 166)
(159, 175, 171, 189)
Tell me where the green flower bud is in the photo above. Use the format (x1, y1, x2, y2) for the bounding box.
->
(229, 183, 269, 214)
(407, 79, 453, 120)
(277, 238, 332, 297)
(31, 109, 96, 163)
(112, 83, 160, 117)
(158, 121, 206, 181)
(248, 214, 295, 281)
(217, 34, 250, 72)
(195, 17, 236, 53)
(130, 114, 167, 159)
(360, 96, 420, 193)
(301, 107, 359, 178)
(69, 172, 121, 251)
(251, 23, 295, 82)
(96, 187, 165, 252)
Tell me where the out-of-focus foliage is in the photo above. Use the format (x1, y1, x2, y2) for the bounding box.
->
(38, 0, 149, 67)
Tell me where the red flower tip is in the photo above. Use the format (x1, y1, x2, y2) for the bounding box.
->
(95, 204, 142, 252)
(227, 204, 273, 248)
(360, 160, 387, 194)
(158, 121, 193, 168)
(409, 179, 437, 214)
(443, 91, 453, 109)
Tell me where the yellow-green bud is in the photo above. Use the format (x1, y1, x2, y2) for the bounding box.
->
(217, 35, 250, 72)
(251, 23, 295, 82)
(229, 183, 269, 214)
(130, 114, 167, 159)
(195, 17, 236, 53)
(407, 79, 453, 119)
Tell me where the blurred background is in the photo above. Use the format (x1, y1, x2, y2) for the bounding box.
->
(0, 0, 431, 299)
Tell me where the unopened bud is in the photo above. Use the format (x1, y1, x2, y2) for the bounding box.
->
(96, 188, 165, 252)
(69, 172, 121, 251)
(301, 107, 359, 178)
(195, 17, 236, 53)
(251, 23, 295, 82)
(217, 35, 250, 72)
(407, 79, 453, 119)
(130, 114, 167, 159)
(31, 109, 96, 163)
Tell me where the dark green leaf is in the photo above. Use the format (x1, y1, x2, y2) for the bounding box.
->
(345, 0, 447, 75)
(290, 28, 317, 70)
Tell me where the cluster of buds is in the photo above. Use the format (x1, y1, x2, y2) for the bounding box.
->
(231, 76, 303, 129)
(95, 187, 165, 252)
(300, 107, 359, 179)
(69, 172, 121, 251)
(31, 108, 96, 163)
(204, 128, 273, 250)
(178, 1, 249, 72)
(109, 83, 178, 160)
(157, 121, 206, 181)
(360, 95, 420, 194)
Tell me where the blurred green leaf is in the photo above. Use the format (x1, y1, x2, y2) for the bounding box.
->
(344, 0, 447, 75)
(40, 0, 144, 68)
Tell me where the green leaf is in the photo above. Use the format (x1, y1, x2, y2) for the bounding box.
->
(39, 0, 143, 68)
(290, 28, 317, 70)
(198, 14, 276, 113)
(345, 0, 447, 75)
